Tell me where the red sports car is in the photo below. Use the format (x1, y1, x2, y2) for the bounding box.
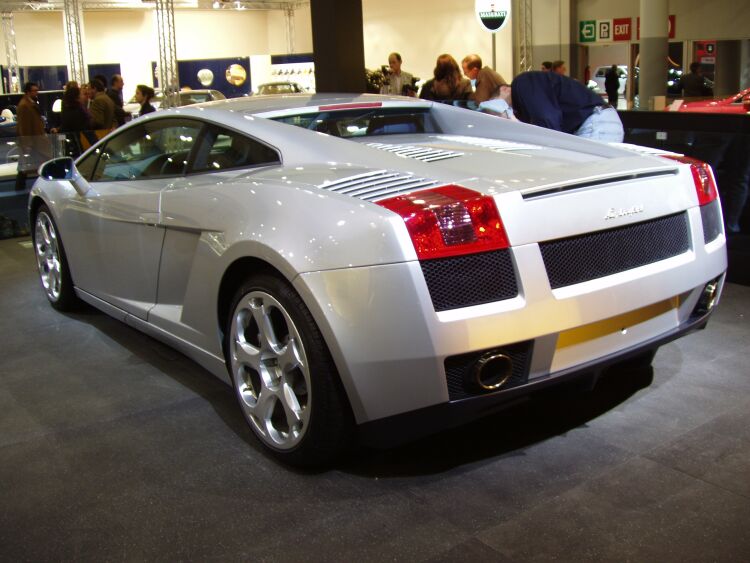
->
(670, 88, 750, 114)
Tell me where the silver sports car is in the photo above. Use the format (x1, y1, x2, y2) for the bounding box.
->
(30, 94, 727, 465)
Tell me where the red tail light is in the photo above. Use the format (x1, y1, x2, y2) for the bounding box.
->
(377, 185, 509, 260)
(663, 155, 718, 206)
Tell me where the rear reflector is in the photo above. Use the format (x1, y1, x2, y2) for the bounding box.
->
(378, 185, 509, 260)
(662, 155, 718, 206)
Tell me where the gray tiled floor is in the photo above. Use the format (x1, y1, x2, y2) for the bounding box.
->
(1, 237, 749, 561)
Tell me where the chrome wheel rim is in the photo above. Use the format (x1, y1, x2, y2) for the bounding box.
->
(229, 290, 311, 450)
(34, 211, 62, 302)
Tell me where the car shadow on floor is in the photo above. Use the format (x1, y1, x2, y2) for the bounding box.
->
(63, 302, 656, 476)
(60, 302, 268, 451)
(341, 366, 654, 478)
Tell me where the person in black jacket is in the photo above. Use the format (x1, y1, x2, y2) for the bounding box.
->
(419, 54, 472, 104)
(680, 62, 713, 98)
(510, 70, 624, 142)
(604, 65, 620, 107)
(135, 84, 156, 116)
(60, 85, 93, 157)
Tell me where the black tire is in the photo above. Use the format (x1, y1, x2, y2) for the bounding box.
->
(225, 271, 353, 466)
(32, 204, 80, 311)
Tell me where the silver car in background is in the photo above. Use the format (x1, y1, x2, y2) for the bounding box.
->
(123, 88, 227, 118)
(30, 94, 727, 465)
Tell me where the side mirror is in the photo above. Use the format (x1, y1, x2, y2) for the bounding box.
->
(38, 157, 91, 196)
(743, 94, 750, 112)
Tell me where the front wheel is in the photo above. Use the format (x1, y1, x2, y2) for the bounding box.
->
(33, 205, 79, 311)
(226, 272, 353, 466)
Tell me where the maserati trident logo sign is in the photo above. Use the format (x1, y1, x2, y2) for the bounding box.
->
(604, 204, 645, 220)
(475, 0, 511, 32)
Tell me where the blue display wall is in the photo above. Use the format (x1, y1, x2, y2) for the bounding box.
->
(88, 64, 122, 85)
(1, 63, 122, 93)
(152, 57, 251, 98)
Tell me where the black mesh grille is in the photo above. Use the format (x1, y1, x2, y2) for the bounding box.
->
(701, 199, 723, 243)
(540, 212, 691, 289)
(421, 250, 518, 312)
(445, 341, 533, 401)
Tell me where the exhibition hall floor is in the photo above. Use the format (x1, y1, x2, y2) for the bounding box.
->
(1, 236, 749, 561)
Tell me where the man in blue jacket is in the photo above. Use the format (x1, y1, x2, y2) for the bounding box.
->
(509, 71, 623, 142)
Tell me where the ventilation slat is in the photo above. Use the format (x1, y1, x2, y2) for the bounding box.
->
(362, 181, 438, 201)
(366, 142, 464, 162)
(336, 175, 413, 195)
(318, 170, 439, 201)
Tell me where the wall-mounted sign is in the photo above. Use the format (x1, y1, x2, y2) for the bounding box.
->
(695, 41, 717, 65)
(637, 15, 676, 40)
(475, 0, 511, 33)
(613, 18, 632, 41)
(578, 15, 675, 43)
(598, 20, 612, 41)
(579, 20, 596, 43)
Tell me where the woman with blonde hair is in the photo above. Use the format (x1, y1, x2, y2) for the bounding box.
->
(419, 54, 472, 103)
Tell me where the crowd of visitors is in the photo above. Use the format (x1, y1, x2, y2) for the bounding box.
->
(388, 50, 622, 142)
(12, 73, 160, 189)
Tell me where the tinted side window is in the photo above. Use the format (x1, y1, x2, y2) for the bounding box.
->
(190, 126, 280, 173)
(75, 147, 101, 180)
(90, 119, 203, 182)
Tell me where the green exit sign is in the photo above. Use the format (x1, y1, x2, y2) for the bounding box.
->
(579, 20, 596, 43)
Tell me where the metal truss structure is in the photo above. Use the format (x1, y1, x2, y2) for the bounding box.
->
(63, 0, 87, 85)
(155, 0, 179, 108)
(1, 12, 21, 93)
(513, 0, 533, 74)
(283, 3, 295, 54)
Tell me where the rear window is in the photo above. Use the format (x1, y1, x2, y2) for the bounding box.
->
(270, 107, 441, 138)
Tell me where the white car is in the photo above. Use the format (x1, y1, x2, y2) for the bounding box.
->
(124, 89, 227, 117)
(254, 81, 307, 95)
(590, 65, 628, 96)
(30, 94, 727, 465)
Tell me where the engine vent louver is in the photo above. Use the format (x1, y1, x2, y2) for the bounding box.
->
(317, 170, 439, 201)
(434, 135, 541, 152)
(366, 143, 465, 162)
(540, 212, 691, 289)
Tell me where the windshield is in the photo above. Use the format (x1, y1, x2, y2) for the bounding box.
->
(270, 107, 440, 138)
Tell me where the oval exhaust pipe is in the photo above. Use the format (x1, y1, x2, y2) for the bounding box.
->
(474, 352, 513, 391)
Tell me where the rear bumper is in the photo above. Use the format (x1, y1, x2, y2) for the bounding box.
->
(357, 305, 714, 448)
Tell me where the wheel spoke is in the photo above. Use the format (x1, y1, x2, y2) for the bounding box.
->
(253, 389, 276, 425)
(40, 219, 52, 246)
(250, 301, 281, 352)
(233, 339, 261, 372)
(278, 337, 303, 374)
(281, 382, 303, 428)
(50, 267, 60, 294)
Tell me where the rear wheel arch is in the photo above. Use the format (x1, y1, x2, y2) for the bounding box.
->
(217, 257, 284, 341)
(220, 263, 355, 465)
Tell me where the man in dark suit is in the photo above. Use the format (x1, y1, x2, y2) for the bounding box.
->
(107, 74, 129, 127)
(15, 81, 51, 190)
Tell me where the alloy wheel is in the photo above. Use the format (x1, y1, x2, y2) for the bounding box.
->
(229, 290, 311, 450)
(34, 211, 62, 302)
